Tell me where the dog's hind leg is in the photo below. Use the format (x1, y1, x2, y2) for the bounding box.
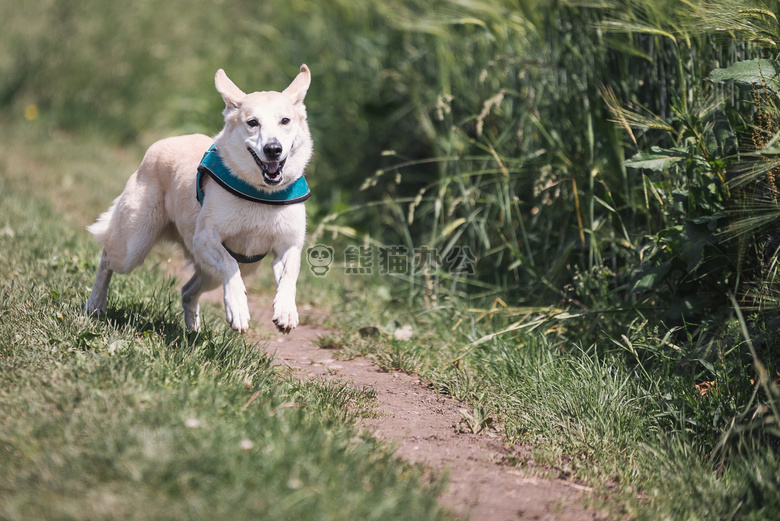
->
(181, 268, 220, 331)
(84, 170, 171, 316)
(84, 248, 114, 314)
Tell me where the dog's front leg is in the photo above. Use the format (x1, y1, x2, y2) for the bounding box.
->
(271, 246, 301, 334)
(192, 229, 250, 333)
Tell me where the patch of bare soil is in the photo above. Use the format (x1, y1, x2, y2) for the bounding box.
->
(171, 261, 604, 520)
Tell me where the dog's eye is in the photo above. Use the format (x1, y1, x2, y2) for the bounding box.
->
(247, 119, 259, 128)
(280, 117, 290, 125)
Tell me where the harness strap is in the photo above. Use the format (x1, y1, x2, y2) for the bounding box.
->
(196, 144, 311, 205)
(222, 244, 266, 264)
(196, 144, 311, 264)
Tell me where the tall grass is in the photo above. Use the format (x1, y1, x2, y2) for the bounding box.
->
(308, 1, 780, 517)
(1, 0, 774, 304)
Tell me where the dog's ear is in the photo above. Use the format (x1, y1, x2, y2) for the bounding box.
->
(283, 64, 311, 107)
(215, 69, 246, 115)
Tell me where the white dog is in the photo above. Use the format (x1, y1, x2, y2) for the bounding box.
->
(84, 65, 313, 334)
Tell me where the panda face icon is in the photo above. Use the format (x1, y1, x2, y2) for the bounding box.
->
(307, 244, 334, 276)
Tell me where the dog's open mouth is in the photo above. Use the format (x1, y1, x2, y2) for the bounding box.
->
(248, 147, 286, 185)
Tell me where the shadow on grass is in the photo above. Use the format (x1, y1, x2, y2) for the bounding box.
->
(80, 274, 277, 373)
(95, 302, 271, 368)
(98, 280, 180, 332)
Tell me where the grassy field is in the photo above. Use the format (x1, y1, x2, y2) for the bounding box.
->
(0, 123, 452, 521)
(2, 0, 780, 519)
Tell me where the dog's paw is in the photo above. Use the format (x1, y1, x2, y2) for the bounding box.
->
(184, 303, 201, 332)
(224, 290, 250, 334)
(272, 301, 299, 334)
(225, 300, 250, 333)
(83, 294, 107, 315)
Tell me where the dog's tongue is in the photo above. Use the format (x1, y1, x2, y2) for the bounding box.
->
(265, 161, 281, 175)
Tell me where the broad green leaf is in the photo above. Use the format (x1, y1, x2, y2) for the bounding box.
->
(706, 109, 737, 156)
(631, 261, 672, 294)
(679, 223, 716, 272)
(708, 59, 780, 91)
(625, 147, 687, 171)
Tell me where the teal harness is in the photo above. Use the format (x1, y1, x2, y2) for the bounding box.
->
(196, 144, 311, 264)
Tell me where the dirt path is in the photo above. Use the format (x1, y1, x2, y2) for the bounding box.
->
(175, 264, 603, 520)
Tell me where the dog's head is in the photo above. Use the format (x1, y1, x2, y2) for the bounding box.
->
(213, 65, 313, 190)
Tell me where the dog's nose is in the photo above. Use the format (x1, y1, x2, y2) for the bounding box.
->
(263, 139, 283, 160)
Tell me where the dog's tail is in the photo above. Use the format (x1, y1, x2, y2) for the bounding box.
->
(86, 196, 120, 245)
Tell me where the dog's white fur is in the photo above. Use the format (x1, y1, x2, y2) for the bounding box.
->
(84, 65, 313, 334)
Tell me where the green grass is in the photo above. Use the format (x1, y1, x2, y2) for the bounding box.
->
(301, 268, 780, 520)
(3, 0, 780, 518)
(0, 134, 452, 520)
